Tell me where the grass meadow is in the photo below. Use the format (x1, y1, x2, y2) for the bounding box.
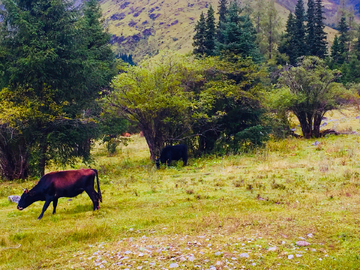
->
(1, 109, 360, 269)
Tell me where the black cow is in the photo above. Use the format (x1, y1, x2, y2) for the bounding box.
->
(17, 169, 102, 220)
(156, 144, 188, 169)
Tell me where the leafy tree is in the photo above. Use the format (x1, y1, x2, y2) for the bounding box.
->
(193, 12, 207, 55)
(0, 0, 115, 178)
(102, 51, 269, 159)
(205, 5, 216, 56)
(271, 56, 355, 138)
(102, 52, 200, 160)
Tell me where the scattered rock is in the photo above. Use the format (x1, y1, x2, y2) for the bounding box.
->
(296, 241, 311, 247)
(239, 253, 249, 258)
(288, 254, 294, 259)
(169, 263, 179, 268)
(312, 141, 320, 146)
(8, 195, 21, 203)
(268, 246, 278, 251)
(214, 251, 222, 256)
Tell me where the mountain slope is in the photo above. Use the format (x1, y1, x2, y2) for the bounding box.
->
(100, 0, 342, 63)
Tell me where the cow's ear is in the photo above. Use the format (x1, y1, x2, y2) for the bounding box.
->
(24, 188, 28, 193)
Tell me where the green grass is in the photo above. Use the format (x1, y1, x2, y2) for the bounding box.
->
(1, 109, 360, 269)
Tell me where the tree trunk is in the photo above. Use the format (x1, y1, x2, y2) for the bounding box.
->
(313, 112, 323, 138)
(141, 127, 157, 161)
(295, 111, 312, 138)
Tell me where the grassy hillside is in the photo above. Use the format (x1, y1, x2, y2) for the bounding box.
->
(1, 108, 360, 269)
(102, 0, 340, 63)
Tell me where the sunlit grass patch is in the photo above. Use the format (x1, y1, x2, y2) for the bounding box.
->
(1, 109, 360, 269)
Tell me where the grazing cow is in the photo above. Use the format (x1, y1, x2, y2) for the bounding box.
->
(17, 169, 102, 220)
(156, 144, 188, 169)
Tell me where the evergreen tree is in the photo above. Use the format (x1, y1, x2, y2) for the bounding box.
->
(205, 5, 216, 56)
(217, 0, 228, 44)
(313, 0, 328, 58)
(253, 0, 266, 33)
(355, 26, 360, 60)
(330, 35, 342, 68)
(193, 12, 207, 55)
(80, 0, 117, 110)
(219, 1, 262, 62)
(306, 0, 316, 56)
(278, 13, 297, 64)
(0, 0, 116, 177)
(294, 0, 306, 60)
(257, 0, 281, 60)
(338, 15, 349, 64)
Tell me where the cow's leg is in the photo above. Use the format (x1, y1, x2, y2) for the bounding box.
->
(52, 198, 58, 214)
(85, 188, 100, 210)
(183, 156, 187, 166)
(38, 199, 52, 220)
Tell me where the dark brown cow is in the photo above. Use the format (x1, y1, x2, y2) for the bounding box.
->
(17, 169, 102, 219)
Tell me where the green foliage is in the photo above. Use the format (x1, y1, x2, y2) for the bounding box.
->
(0, 0, 116, 178)
(278, 13, 296, 65)
(102, 51, 200, 160)
(193, 12, 207, 56)
(306, 0, 316, 55)
(255, 0, 282, 61)
(217, 0, 228, 44)
(313, 0, 328, 58)
(205, 5, 216, 56)
(102, 51, 269, 158)
(338, 16, 349, 58)
(294, 0, 307, 59)
(218, 2, 262, 62)
(270, 56, 356, 138)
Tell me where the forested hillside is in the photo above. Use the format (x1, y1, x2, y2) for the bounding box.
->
(99, 0, 347, 62)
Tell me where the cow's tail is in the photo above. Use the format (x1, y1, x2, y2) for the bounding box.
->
(92, 169, 102, 203)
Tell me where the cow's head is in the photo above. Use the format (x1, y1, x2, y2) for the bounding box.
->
(17, 189, 34, 210)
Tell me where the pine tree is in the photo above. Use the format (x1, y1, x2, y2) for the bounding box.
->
(356, 26, 360, 60)
(338, 15, 349, 63)
(330, 35, 342, 68)
(278, 13, 297, 64)
(217, 0, 228, 44)
(0, 0, 116, 177)
(218, 0, 228, 24)
(80, 0, 117, 110)
(219, 1, 262, 62)
(193, 12, 207, 55)
(253, 0, 266, 33)
(306, 0, 316, 56)
(205, 5, 216, 56)
(313, 0, 328, 58)
(294, 0, 306, 60)
(258, 0, 281, 60)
